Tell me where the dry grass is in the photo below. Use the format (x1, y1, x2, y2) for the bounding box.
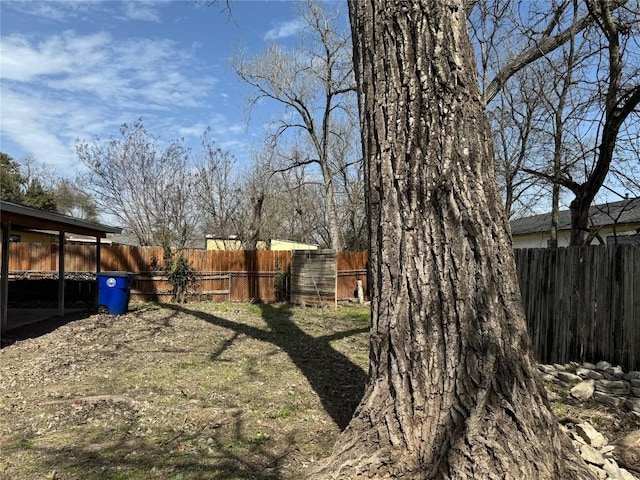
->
(0, 302, 370, 480)
(0, 302, 637, 479)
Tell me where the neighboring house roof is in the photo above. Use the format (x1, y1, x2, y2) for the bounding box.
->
(510, 197, 640, 235)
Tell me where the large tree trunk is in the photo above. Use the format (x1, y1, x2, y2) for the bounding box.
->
(310, 1, 595, 478)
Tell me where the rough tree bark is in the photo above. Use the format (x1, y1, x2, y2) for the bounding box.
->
(310, 1, 596, 478)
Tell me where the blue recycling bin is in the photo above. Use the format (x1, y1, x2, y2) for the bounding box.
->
(96, 272, 133, 315)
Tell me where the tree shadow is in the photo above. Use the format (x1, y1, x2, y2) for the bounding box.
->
(1, 310, 91, 347)
(6, 410, 289, 480)
(170, 303, 369, 430)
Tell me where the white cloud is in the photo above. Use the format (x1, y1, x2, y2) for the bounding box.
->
(3, 0, 164, 24)
(0, 86, 83, 170)
(264, 19, 305, 41)
(0, 32, 99, 81)
(122, 1, 162, 22)
(1, 0, 99, 22)
(0, 29, 219, 175)
(0, 1, 272, 176)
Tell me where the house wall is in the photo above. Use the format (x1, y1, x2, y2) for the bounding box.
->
(270, 239, 318, 251)
(205, 238, 244, 251)
(511, 231, 572, 249)
(205, 238, 318, 251)
(512, 224, 640, 248)
(1, 229, 58, 243)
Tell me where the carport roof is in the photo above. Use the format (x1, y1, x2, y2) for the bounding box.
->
(1, 201, 122, 237)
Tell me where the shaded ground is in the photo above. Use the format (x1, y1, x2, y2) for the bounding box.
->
(0, 302, 369, 480)
(1, 302, 638, 479)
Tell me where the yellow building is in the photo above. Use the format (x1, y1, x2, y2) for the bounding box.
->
(268, 239, 319, 251)
(1, 228, 113, 244)
(3, 229, 57, 243)
(205, 235, 319, 251)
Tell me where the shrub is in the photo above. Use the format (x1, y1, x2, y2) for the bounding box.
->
(165, 254, 196, 303)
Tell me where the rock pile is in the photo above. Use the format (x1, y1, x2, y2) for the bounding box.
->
(561, 419, 639, 479)
(538, 361, 640, 415)
(539, 361, 640, 480)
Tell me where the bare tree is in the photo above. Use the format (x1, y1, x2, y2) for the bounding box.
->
(231, 0, 357, 251)
(311, 0, 594, 478)
(193, 128, 241, 239)
(516, 1, 640, 245)
(488, 69, 548, 218)
(564, 0, 640, 245)
(329, 114, 367, 250)
(476, 0, 615, 104)
(521, 4, 588, 245)
(76, 119, 197, 249)
(266, 159, 328, 246)
(472, 0, 639, 243)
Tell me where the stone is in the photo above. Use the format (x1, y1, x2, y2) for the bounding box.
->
(596, 379, 630, 395)
(626, 397, 640, 414)
(631, 379, 640, 388)
(606, 365, 625, 378)
(583, 362, 597, 370)
(597, 360, 612, 371)
(596, 379, 629, 390)
(620, 468, 637, 480)
(615, 430, 640, 476)
(558, 371, 583, 385)
(571, 379, 596, 401)
(586, 464, 606, 480)
(576, 422, 607, 448)
(625, 371, 640, 380)
(587, 370, 604, 380)
(632, 387, 640, 398)
(545, 388, 559, 401)
(594, 391, 625, 407)
(577, 367, 594, 378)
(603, 458, 623, 478)
(539, 364, 557, 375)
(580, 443, 606, 466)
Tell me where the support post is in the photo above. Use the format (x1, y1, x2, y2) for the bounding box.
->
(58, 231, 66, 317)
(95, 236, 101, 308)
(1, 222, 10, 346)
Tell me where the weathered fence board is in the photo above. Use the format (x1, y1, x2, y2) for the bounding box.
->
(515, 246, 640, 371)
(336, 251, 368, 302)
(290, 250, 337, 308)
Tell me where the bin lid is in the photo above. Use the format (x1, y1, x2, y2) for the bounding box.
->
(97, 271, 132, 277)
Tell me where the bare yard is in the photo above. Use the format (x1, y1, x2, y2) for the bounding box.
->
(0, 302, 370, 480)
(1, 302, 638, 479)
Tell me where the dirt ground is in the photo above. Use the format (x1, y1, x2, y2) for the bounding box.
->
(0, 302, 638, 480)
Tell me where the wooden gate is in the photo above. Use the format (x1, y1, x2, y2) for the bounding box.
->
(290, 250, 337, 308)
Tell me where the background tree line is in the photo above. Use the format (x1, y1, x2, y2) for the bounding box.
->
(2, 0, 638, 250)
(1, 152, 97, 220)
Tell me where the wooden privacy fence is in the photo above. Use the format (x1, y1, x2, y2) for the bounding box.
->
(3, 244, 368, 304)
(515, 245, 640, 372)
(8, 243, 636, 369)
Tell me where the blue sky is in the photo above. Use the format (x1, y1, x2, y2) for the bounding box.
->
(0, 0, 347, 177)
